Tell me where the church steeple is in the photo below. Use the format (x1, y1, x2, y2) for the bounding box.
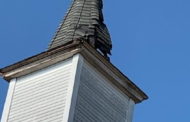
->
(1, 1, 148, 121)
(49, 0, 112, 58)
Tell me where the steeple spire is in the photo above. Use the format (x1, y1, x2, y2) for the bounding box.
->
(48, 0, 112, 58)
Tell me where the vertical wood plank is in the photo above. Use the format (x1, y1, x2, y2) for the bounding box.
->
(1, 79, 16, 122)
(63, 54, 84, 122)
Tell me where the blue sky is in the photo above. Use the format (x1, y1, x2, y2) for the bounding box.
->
(0, 0, 190, 121)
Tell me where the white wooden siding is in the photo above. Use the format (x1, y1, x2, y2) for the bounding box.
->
(2, 54, 135, 122)
(7, 59, 72, 122)
(73, 63, 135, 122)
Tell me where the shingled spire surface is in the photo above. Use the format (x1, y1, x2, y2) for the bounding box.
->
(49, 0, 112, 57)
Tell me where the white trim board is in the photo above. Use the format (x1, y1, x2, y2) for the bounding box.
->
(62, 54, 84, 122)
(1, 79, 16, 122)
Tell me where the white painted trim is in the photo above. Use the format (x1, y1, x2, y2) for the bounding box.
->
(1, 79, 16, 122)
(126, 99, 135, 122)
(62, 54, 84, 122)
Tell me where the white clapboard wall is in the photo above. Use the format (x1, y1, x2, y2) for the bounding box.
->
(2, 54, 135, 122)
(73, 62, 135, 122)
(6, 58, 72, 122)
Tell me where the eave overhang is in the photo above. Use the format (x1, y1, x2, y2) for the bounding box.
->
(0, 41, 148, 103)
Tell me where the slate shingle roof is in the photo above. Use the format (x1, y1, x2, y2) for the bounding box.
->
(48, 0, 112, 56)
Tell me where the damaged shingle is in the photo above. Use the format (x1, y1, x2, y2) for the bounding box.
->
(48, 0, 112, 58)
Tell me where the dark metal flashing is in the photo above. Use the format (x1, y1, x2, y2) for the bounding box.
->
(0, 41, 80, 75)
(81, 42, 148, 103)
(0, 41, 148, 103)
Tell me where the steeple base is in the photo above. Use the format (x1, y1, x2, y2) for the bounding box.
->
(1, 42, 147, 122)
